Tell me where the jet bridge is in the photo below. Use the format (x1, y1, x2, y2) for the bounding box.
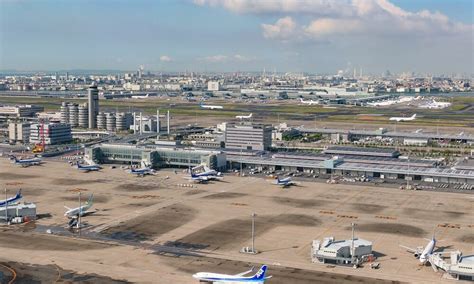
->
(430, 251, 474, 281)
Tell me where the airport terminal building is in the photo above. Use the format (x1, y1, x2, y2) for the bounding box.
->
(226, 146, 474, 185)
(85, 143, 227, 170)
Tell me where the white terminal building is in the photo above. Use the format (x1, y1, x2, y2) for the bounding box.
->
(30, 122, 72, 145)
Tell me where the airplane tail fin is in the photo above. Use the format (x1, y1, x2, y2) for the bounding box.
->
(86, 194, 94, 205)
(249, 113, 252, 118)
(250, 265, 267, 280)
(412, 114, 417, 119)
(16, 189, 22, 199)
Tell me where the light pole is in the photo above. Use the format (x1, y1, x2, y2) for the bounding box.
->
(77, 192, 81, 231)
(251, 212, 256, 253)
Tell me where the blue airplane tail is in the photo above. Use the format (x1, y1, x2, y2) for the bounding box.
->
(250, 265, 267, 281)
(16, 189, 22, 199)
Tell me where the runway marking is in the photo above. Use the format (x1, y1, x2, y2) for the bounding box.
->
(0, 263, 17, 284)
(375, 215, 397, 220)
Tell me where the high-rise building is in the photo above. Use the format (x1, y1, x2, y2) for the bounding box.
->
(88, 84, 99, 129)
(8, 122, 30, 143)
(225, 123, 272, 151)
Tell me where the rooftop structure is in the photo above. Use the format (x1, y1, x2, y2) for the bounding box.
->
(323, 146, 400, 158)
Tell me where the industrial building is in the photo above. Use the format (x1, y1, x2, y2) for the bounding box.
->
(311, 224, 373, 266)
(29, 122, 72, 145)
(84, 143, 226, 170)
(8, 121, 30, 143)
(225, 123, 272, 151)
(0, 105, 44, 118)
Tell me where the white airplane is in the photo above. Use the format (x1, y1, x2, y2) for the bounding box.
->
(192, 265, 271, 283)
(188, 171, 223, 183)
(10, 155, 42, 167)
(419, 99, 451, 109)
(389, 114, 416, 122)
(274, 176, 296, 187)
(76, 161, 101, 172)
(64, 194, 94, 218)
(129, 166, 154, 177)
(131, 94, 150, 99)
(400, 234, 437, 264)
(299, 98, 319, 105)
(0, 189, 22, 207)
(200, 102, 223, 110)
(236, 113, 252, 120)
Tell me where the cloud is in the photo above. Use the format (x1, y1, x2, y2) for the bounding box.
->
(261, 16, 296, 40)
(199, 55, 228, 62)
(195, 0, 473, 41)
(159, 55, 172, 62)
(199, 54, 255, 63)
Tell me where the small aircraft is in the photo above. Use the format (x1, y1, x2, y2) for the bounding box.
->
(236, 113, 252, 120)
(10, 155, 42, 167)
(389, 114, 416, 122)
(400, 233, 437, 265)
(192, 166, 222, 178)
(76, 161, 101, 172)
(192, 265, 271, 283)
(300, 98, 319, 105)
(200, 102, 223, 110)
(0, 189, 22, 207)
(64, 194, 94, 218)
(274, 176, 296, 187)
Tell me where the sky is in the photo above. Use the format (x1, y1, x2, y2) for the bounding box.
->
(0, 0, 473, 74)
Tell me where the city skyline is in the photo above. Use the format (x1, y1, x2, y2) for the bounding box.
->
(1, 0, 473, 74)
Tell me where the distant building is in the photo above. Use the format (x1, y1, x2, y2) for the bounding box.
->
(88, 84, 99, 129)
(8, 122, 30, 143)
(0, 105, 44, 118)
(208, 81, 220, 91)
(225, 123, 272, 151)
(29, 123, 72, 145)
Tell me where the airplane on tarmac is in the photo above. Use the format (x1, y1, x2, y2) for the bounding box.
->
(199, 102, 223, 110)
(192, 265, 271, 283)
(10, 155, 42, 167)
(64, 194, 94, 218)
(299, 98, 319, 105)
(400, 233, 438, 265)
(131, 94, 150, 99)
(274, 176, 296, 187)
(188, 172, 223, 183)
(0, 189, 22, 207)
(389, 114, 416, 122)
(236, 113, 252, 120)
(129, 166, 154, 177)
(76, 161, 101, 172)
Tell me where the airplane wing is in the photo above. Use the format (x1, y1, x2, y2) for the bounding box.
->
(64, 206, 72, 211)
(399, 245, 417, 253)
(234, 267, 254, 277)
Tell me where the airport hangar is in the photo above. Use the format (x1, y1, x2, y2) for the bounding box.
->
(85, 144, 474, 185)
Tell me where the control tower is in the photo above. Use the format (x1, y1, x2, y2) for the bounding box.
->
(88, 83, 99, 129)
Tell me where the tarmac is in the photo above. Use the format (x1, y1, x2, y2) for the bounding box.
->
(0, 158, 472, 283)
